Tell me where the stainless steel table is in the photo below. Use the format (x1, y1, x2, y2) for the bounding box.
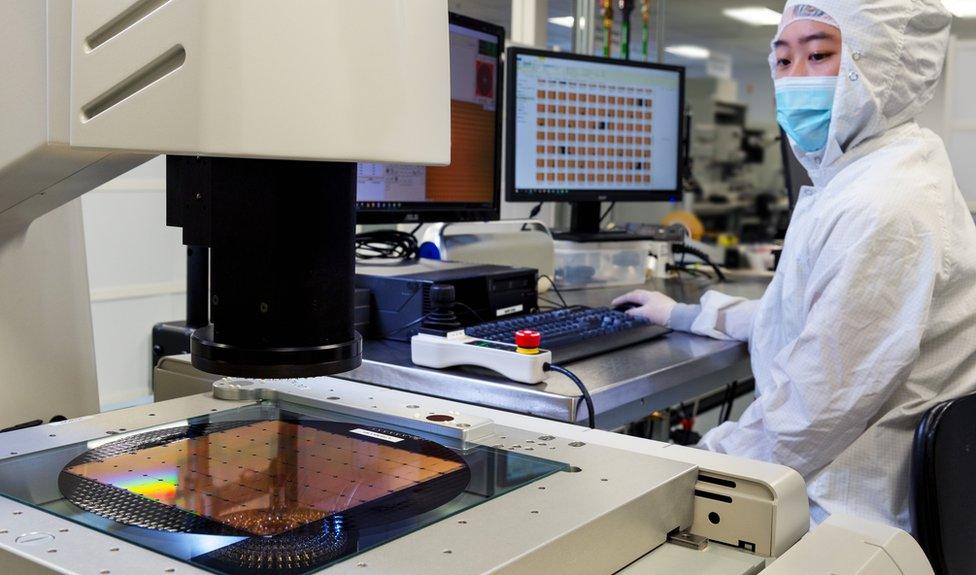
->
(153, 276, 769, 430)
(338, 277, 767, 429)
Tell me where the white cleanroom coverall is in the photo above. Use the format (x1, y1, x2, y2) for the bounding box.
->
(684, 0, 976, 532)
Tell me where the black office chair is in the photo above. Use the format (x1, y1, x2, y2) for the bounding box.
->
(910, 393, 976, 575)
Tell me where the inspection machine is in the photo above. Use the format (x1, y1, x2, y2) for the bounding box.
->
(1, 0, 449, 425)
(0, 2, 934, 574)
(0, 378, 932, 574)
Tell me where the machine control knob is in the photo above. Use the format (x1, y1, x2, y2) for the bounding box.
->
(515, 330, 541, 354)
(422, 284, 461, 333)
(429, 284, 456, 306)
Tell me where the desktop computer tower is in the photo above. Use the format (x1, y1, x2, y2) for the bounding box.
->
(356, 261, 538, 342)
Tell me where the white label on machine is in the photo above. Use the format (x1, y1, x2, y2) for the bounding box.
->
(496, 304, 524, 317)
(350, 428, 404, 443)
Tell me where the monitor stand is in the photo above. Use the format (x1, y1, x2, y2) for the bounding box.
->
(554, 201, 658, 243)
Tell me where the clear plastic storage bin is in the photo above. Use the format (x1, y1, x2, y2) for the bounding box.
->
(553, 240, 650, 290)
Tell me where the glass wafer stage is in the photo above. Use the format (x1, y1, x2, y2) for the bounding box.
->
(0, 402, 566, 574)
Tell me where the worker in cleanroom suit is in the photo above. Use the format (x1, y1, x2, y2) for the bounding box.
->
(613, 0, 976, 532)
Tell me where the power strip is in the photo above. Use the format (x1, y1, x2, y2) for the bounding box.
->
(410, 332, 551, 384)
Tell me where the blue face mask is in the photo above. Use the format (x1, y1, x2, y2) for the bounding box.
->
(775, 76, 837, 153)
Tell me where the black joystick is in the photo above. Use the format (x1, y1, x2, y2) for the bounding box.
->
(420, 284, 462, 336)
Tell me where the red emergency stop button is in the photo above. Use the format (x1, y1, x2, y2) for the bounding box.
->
(515, 330, 541, 354)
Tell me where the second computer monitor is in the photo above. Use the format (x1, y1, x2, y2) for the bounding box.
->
(506, 48, 684, 209)
(356, 13, 503, 225)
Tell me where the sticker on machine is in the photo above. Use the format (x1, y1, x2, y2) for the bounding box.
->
(496, 304, 524, 317)
(350, 428, 405, 443)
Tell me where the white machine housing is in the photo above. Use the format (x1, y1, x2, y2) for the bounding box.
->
(0, 378, 934, 574)
(0, 0, 450, 427)
(2, 0, 450, 230)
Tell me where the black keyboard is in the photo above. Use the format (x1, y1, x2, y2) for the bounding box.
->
(464, 306, 671, 364)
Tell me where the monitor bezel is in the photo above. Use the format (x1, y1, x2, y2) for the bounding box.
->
(504, 47, 686, 204)
(356, 12, 504, 225)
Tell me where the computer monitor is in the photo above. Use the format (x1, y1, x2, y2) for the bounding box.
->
(356, 13, 503, 225)
(505, 48, 685, 240)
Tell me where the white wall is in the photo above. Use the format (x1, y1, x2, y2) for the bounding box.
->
(943, 39, 976, 208)
(0, 200, 101, 427)
(736, 63, 777, 129)
(81, 156, 186, 411)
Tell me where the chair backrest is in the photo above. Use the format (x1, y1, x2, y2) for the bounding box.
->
(911, 393, 976, 575)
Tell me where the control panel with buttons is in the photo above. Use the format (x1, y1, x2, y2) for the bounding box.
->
(411, 329, 551, 384)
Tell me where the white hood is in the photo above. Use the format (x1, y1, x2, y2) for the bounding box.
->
(771, 0, 953, 188)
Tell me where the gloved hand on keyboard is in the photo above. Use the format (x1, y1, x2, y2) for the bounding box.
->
(610, 290, 677, 326)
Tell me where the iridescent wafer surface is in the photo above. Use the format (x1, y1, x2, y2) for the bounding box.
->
(65, 421, 465, 536)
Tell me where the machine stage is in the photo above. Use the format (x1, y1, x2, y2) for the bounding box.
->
(0, 378, 931, 575)
(0, 397, 570, 574)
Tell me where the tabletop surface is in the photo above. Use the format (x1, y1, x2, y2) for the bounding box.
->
(339, 275, 770, 425)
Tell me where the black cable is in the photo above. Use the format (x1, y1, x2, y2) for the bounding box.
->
(686, 267, 713, 279)
(381, 300, 479, 339)
(1, 419, 43, 433)
(670, 265, 725, 288)
(356, 229, 421, 261)
(717, 385, 728, 423)
(381, 313, 430, 338)
(522, 202, 545, 231)
(537, 274, 568, 308)
(670, 265, 712, 280)
(599, 202, 616, 224)
(537, 296, 565, 309)
(452, 301, 486, 323)
(719, 382, 738, 424)
(671, 243, 728, 283)
(545, 363, 595, 429)
(673, 379, 754, 423)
